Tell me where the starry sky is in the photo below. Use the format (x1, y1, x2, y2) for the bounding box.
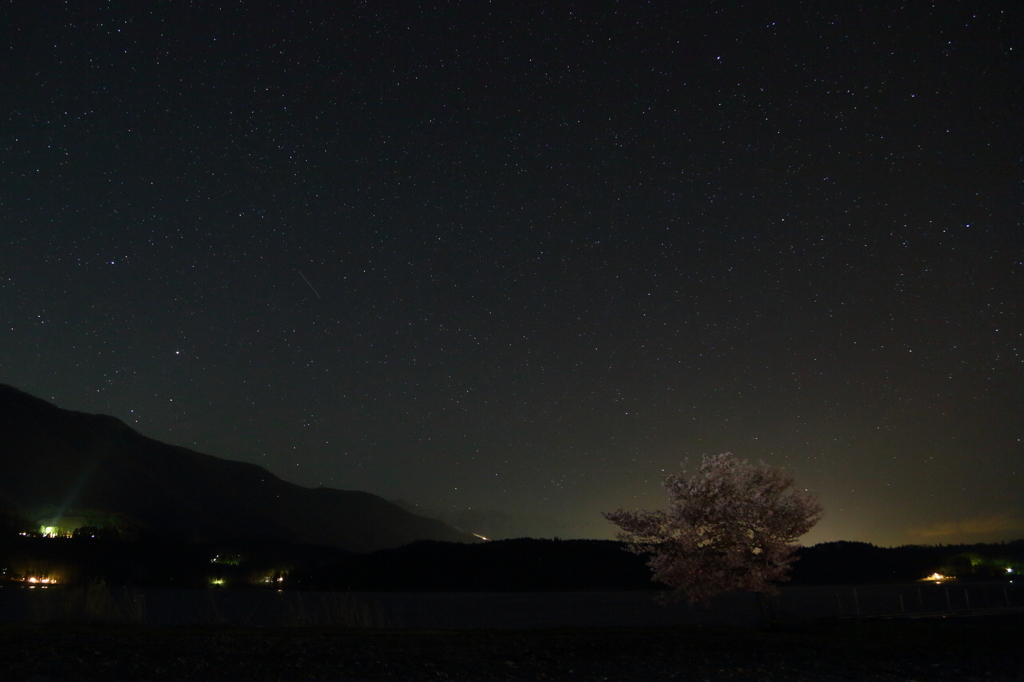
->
(1, 1, 1020, 547)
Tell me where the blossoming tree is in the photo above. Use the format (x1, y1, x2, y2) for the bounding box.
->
(604, 452, 823, 605)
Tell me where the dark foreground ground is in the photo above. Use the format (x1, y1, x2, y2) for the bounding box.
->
(1, 613, 1021, 681)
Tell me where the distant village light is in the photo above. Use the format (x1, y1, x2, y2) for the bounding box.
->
(924, 572, 952, 583)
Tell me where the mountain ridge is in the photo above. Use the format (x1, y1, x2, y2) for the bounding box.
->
(0, 383, 477, 552)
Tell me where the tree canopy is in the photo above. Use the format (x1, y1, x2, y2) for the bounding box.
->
(604, 452, 823, 605)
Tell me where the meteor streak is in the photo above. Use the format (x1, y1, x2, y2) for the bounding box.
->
(298, 270, 321, 299)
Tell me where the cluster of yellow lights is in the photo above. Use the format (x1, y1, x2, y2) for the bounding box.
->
(22, 577, 58, 588)
(924, 572, 952, 582)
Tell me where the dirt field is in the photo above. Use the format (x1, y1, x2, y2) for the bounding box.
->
(1, 613, 1021, 681)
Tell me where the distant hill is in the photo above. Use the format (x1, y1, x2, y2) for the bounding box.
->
(0, 384, 477, 552)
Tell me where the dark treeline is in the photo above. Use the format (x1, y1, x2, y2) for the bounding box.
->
(790, 540, 1024, 585)
(295, 539, 658, 592)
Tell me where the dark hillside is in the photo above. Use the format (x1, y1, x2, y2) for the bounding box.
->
(0, 384, 476, 552)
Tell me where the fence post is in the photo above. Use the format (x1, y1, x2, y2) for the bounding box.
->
(836, 592, 843, 616)
(945, 587, 951, 612)
(853, 588, 860, 617)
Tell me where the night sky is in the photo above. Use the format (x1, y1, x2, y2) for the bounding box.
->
(2, 2, 1020, 547)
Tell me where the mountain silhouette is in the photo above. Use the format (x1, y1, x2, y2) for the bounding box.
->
(0, 384, 477, 552)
